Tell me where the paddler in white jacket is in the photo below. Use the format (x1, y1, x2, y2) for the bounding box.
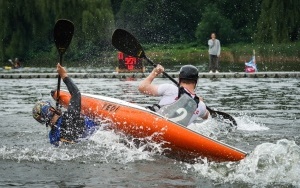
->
(138, 65, 209, 126)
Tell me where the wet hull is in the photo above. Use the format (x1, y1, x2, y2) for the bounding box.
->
(52, 90, 247, 163)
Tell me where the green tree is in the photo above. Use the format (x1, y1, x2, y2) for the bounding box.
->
(81, 0, 115, 49)
(215, 0, 262, 43)
(52, 0, 115, 60)
(195, 4, 233, 45)
(1, 1, 31, 61)
(111, 0, 123, 15)
(0, 0, 55, 64)
(0, 0, 5, 62)
(1, 0, 116, 65)
(256, 0, 300, 43)
(116, 0, 204, 43)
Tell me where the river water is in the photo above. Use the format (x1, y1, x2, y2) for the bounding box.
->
(0, 73, 299, 187)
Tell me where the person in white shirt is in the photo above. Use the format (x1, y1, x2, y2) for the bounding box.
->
(208, 33, 221, 73)
(138, 64, 209, 126)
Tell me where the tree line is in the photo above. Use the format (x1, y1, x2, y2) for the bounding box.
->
(0, 0, 299, 65)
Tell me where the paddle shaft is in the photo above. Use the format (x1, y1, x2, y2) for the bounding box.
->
(53, 19, 74, 109)
(56, 54, 63, 109)
(145, 56, 179, 87)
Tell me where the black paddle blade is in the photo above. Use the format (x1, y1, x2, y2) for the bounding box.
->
(206, 106, 237, 127)
(112, 29, 145, 58)
(54, 19, 74, 55)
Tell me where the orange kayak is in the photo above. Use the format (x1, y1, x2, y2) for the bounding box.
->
(52, 90, 247, 163)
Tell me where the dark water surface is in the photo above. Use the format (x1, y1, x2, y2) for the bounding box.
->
(0, 75, 299, 187)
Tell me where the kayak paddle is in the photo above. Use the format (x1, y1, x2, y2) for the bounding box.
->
(53, 19, 74, 109)
(112, 29, 179, 87)
(112, 29, 237, 127)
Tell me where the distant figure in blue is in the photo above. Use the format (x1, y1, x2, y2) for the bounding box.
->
(245, 54, 258, 73)
(32, 64, 100, 146)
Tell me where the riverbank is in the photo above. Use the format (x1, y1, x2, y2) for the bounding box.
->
(1, 42, 299, 71)
(143, 42, 300, 65)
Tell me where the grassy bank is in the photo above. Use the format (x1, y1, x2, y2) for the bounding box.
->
(143, 42, 300, 64)
(1, 42, 299, 71)
(142, 42, 300, 71)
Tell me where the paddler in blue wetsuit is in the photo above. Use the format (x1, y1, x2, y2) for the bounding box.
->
(138, 65, 210, 126)
(32, 64, 99, 146)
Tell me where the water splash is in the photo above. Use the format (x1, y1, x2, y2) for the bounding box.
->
(0, 128, 164, 165)
(185, 139, 300, 187)
(232, 139, 300, 186)
(187, 117, 225, 139)
(89, 130, 159, 164)
(188, 111, 269, 140)
(236, 114, 269, 131)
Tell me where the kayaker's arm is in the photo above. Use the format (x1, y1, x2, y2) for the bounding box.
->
(202, 109, 210, 119)
(57, 64, 84, 141)
(198, 98, 210, 120)
(217, 40, 221, 57)
(57, 63, 68, 80)
(57, 64, 81, 116)
(63, 77, 81, 113)
(138, 64, 164, 96)
(208, 39, 214, 48)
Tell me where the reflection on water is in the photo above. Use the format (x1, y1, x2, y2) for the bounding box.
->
(0, 77, 299, 187)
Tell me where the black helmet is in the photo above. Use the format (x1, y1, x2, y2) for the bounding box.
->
(179, 65, 199, 81)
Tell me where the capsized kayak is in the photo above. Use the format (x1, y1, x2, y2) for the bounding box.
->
(52, 90, 247, 163)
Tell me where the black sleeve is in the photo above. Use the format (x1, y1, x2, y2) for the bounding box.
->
(63, 77, 81, 117)
(60, 77, 85, 141)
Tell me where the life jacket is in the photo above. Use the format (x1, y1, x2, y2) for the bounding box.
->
(49, 116, 99, 146)
(178, 87, 200, 106)
(49, 118, 62, 146)
(155, 87, 199, 126)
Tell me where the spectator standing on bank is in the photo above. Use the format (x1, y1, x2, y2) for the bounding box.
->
(208, 33, 221, 73)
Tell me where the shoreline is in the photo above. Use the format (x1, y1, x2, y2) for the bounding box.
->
(1, 72, 299, 79)
(1, 42, 299, 68)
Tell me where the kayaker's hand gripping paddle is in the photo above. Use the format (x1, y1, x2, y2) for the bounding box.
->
(53, 19, 74, 110)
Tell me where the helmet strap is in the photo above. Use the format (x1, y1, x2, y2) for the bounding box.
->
(45, 108, 61, 127)
(50, 107, 62, 116)
(54, 109, 62, 116)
